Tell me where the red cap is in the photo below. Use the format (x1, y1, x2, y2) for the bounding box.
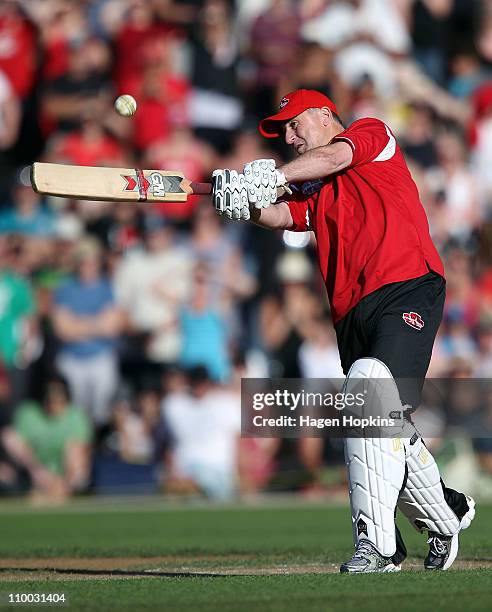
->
(259, 89, 338, 138)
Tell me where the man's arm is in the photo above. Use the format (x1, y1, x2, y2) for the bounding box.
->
(249, 201, 294, 230)
(212, 143, 352, 229)
(279, 141, 353, 184)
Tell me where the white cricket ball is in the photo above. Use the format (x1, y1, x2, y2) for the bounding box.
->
(114, 94, 137, 117)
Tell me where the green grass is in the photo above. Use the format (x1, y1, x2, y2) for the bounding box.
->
(0, 499, 490, 611)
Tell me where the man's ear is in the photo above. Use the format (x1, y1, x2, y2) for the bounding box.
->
(320, 106, 333, 127)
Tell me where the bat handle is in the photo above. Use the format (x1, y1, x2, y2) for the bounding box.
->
(190, 182, 212, 196)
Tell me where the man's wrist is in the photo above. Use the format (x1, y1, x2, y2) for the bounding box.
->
(276, 169, 292, 195)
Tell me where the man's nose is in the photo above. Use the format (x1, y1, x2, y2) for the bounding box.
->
(285, 126, 295, 145)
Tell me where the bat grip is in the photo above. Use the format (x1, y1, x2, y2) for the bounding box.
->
(190, 182, 212, 195)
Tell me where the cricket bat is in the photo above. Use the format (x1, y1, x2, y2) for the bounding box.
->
(31, 162, 212, 203)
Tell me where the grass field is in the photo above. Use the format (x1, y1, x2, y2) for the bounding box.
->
(0, 497, 490, 611)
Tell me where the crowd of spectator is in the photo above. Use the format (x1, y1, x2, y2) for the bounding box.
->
(1, 0, 492, 503)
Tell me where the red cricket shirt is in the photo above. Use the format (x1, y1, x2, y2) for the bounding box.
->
(286, 117, 444, 324)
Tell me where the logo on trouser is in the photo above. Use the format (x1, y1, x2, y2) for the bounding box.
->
(402, 311, 424, 330)
(357, 519, 368, 537)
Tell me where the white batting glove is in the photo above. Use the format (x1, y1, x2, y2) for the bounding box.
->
(212, 169, 250, 221)
(243, 159, 291, 209)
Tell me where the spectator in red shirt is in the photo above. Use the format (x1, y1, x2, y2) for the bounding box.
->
(0, 2, 37, 99)
(211, 89, 475, 573)
(113, 0, 175, 94)
(47, 114, 126, 168)
(125, 37, 190, 152)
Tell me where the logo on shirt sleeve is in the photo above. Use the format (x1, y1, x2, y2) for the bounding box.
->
(301, 179, 325, 196)
(402, 311, 425, 330)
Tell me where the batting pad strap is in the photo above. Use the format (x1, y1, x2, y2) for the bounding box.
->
(398, 437, 460, 535)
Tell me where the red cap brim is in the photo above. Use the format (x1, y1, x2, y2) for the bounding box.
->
(259, 107, 302, 139)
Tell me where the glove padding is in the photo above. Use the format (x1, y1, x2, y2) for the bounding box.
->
(243, 158, 291, 209)
(212, 169, 250, 220)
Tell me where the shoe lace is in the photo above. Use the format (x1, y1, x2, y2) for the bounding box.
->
(352, 540, 374, 559)
(427, 535, 447, 556)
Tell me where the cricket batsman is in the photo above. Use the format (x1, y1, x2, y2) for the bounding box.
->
(211, 89, 476, 572)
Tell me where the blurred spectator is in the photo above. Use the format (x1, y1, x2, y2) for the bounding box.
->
(0, 235, 37, 408)
(220, 120, 280, 171)
(46, 112, 126, 167)
(400, 103, 438, 169)
(163, 365, 241, 500)
(473, 320, 492, 376)
(114, 214, 193, 365)
(408, 0, 454, 86)
(443, 246, 479, 327)
(179, 261, 230, 381)
(35, 0, 92, 82)
(86, 201, 143, 255)
(186, 202, 256, 347)
(448, 45, 489, 99)
(111, 383, 168, 464)
(41, 37, 112, 134)
(301, 0, 410, 96)
(53, 236, 122, 427)
(469, 82, 492, 209)
(440, 311, 478, 362)
(0, 1, 37, 99)
(426, 128, 480, 242)
(0, 68, 20, 153)
(295, 41, 350, 119)
(112, 0, 176, 94)
(126, 37, 191, 153)
(0, 178, 55, 238)
(189, 0, 243, 152)
(248, 0, 301, 118)
(10, 373, 92, 502)
(259, 250, 322, 377)
(299, 317, 344, 378)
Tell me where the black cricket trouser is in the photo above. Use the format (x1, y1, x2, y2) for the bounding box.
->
(335, 272, 468, 561)
(335, 271, 445, 409)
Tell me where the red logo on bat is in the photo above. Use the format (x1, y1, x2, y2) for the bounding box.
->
(122, 175, 150, 192)
(402, 311, 424, 330)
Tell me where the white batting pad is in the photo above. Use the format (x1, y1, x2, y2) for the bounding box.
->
(345, 436, 406, 556)
(398, 437, 460, 536)
(343, 358, 407, 557)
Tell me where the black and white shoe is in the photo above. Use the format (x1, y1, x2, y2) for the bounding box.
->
(424, 533, 457, 570)
(340, 540, 401, 573)
(424, 495, 476, 571)
(459, 495, 476, 531)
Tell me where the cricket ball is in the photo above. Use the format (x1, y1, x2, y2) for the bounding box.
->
(114, 94, 137, 117)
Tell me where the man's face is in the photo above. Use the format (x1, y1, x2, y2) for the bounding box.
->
(283, 108, 330, 155)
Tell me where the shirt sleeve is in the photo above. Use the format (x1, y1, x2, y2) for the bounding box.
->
(332, 118, 396, 168)
(69, 407, 92, 444)
(286, 199, 311, 232)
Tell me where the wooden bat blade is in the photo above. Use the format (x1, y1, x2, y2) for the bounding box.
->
(31, 163, 211, 202)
